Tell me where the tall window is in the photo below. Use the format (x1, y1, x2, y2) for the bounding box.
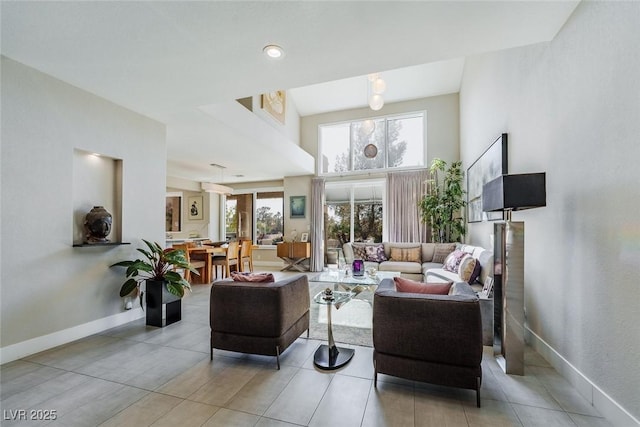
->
(225, 191, 283, 244)
(256, 192, 284, 244)
(324, 180, 385, 247)
(319, 112, 424, 175)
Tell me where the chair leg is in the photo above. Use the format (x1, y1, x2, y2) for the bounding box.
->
(476, 376, 481, 408)
(275, 345, 281, 370)
(373, 359, 378, 387)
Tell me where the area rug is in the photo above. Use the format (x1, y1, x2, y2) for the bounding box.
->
(307, 282, 374, 347)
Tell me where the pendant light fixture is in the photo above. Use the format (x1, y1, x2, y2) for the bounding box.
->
(367, 73, 386, 111)
(362, 73, 386, 158)
(202, 164, 233, 195)
(364, 143, 378, 158)
(359, 119, 376, 138)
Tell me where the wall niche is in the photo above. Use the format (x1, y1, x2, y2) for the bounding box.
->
(72, 149, 125, 246)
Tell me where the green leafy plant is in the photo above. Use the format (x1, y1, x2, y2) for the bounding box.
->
(420, 158, 466, 243)
(110, 240, 196, 307)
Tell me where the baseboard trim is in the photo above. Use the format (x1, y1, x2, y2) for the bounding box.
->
(0, 308, 144, 365)
(526, 327, 639, 427)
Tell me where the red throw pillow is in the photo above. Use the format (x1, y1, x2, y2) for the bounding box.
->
(393, 277, 452, 295)
(230, 272, 275, 282)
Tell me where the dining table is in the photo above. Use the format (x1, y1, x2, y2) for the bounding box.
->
(187, 245, 227, 283)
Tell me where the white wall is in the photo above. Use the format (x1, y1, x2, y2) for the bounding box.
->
(1, 57, 166, 361)
(460, 2, 639, 424)
(165, 187, 211, 240)
(284, 175, 313, 242)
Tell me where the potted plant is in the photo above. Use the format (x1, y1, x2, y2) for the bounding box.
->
(420, 158, 466, 243)
(110, 240, 197, 326)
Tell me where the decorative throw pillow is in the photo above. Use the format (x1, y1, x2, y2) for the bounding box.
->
(230, 272, 275, 282)
(364, 244, 387, 262)
(443, 249, 466, 273)
(432, 243, 456, 263)
(351, 242, 367, 260)
(389, 246, 421, 263)
(394, 277, 453, 295)
(458, 255, 481, 284)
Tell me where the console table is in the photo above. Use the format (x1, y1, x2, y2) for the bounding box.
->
(277, 242, 310, 272)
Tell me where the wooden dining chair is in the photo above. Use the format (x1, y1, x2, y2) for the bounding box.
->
(173, 243, 206, 283)
(212, 240, 240, 278)
(239, 240, 254, 272)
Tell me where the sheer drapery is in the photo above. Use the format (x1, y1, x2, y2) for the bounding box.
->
(386, 169, 430, 242)
(310, 177, 325, 272)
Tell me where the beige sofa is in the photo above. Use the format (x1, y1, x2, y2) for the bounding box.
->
(426, 244, 493, 291)
(342, 242, 492, 289)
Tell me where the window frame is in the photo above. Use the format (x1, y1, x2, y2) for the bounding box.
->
(224, 187, 284, 246)
(317, 110, 426, 177)
(324, 178, 387, 244)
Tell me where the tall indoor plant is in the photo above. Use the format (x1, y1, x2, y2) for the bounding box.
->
(110, 239, 195, 308)
(420, 158, 466, 243)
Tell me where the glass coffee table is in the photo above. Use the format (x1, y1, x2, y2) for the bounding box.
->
(310, 270, 400, 370)
(311, 270, 400, 297)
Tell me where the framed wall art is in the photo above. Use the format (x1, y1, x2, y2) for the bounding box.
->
(290, 195, 306, 218)
(187, 195, 204, 221)
(480, 276, 494, 298)
(467, 133, 508, 223)
(261, 90, 286, 124)
(165, 192, 182, 232)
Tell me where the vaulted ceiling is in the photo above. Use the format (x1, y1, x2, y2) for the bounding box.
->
(1, 1, 579, 184)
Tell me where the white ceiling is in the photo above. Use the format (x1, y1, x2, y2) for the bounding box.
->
(1, 1, 579, 185)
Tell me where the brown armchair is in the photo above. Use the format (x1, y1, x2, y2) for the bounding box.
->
(209, 274, 310, 369)
(373, 279, 483, 407)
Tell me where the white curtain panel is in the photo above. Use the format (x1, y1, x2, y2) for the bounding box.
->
(310, 177, 325, 271)
(386, 169, 430, 242)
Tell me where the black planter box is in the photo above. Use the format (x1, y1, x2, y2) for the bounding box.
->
(146, 280, 181, 327)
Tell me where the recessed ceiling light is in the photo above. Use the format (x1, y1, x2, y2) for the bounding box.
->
(263, 44, 284, 59)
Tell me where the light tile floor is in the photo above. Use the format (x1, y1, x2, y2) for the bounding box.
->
(1, 271, 613, 427)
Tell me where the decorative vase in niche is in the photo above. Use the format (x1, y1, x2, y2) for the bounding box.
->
(352, 258, 364, 277)
(84, 206, 112, 243)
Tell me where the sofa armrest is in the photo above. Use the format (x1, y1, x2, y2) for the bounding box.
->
(342, 242, 354, 264)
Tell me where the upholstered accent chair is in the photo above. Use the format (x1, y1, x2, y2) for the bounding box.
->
(209, 274, 310, 369)
(373, 278, 484, 407)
